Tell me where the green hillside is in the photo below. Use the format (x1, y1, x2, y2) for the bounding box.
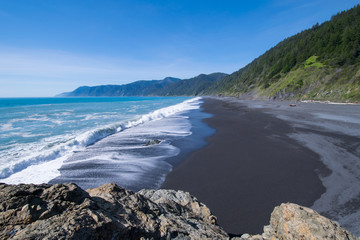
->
(157, 73, 227, 96)
(208, 5, 360, 102)
(58, 73, 227, 97)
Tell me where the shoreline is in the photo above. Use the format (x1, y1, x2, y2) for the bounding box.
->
(0, 96, 195, 186)
(300, 100, 360, 105)
(48, 97, 208, 191)
(161, 97, 328, 235)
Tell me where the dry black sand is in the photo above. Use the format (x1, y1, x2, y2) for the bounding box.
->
(162, 97, 328, 235)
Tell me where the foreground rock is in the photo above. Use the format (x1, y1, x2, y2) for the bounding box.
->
(0, 183, 227, 239)
(0, 183, 358, 240)
(238, 203, 358, 240)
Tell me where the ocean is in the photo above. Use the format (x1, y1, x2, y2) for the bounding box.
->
(0, 97, 212, 190)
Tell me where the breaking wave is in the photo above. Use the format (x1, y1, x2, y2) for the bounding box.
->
(0, 97, 202, 181)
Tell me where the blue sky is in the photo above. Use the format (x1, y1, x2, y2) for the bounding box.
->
(0, 0, 359, 97)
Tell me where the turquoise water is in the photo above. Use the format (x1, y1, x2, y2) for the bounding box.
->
(0, 97, 200, 187)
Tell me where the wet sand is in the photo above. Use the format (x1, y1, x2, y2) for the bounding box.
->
(161, 97, 328, 235)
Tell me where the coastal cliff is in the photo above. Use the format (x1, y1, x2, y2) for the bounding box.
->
(0, 183, 358, 240)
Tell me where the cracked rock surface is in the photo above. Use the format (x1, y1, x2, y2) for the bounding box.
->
(0, 183, 227, 239)
(0, 183, 358, 240)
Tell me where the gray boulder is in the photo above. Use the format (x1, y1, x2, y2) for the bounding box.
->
(241, 203, 358, 240)
(0, 183, 358, 240)
(0, 183, 228, 239)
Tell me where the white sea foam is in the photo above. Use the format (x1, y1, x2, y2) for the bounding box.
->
(1, 122, 15, 131)
(83, 112, 118, 121)
(52, 111, 74, 116)
(72, 97, 201, 147)
(1, 97, 202, 184)
(1, 115, 58, 133)
(2, 156, 66, 184)
(22, 132, 50, 138)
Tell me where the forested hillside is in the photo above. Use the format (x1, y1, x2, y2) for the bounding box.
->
(59, 5, 360, 101)
(208, 5, 360, 102)
(59, 73, 227, 97)
(157, 73, 227, 96)
(58, 77, 181, 97)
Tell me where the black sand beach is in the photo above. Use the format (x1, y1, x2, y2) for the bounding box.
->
(162, 97, 329, 235)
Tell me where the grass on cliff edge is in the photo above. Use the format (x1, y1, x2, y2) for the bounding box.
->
(305, 56, 325, 69)
(256, 58, 360, 102)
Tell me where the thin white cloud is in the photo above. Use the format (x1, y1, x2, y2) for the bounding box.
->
(0, 47, 237, 97)
(0, 48, 131, 78)
(0, 47, 235, 80)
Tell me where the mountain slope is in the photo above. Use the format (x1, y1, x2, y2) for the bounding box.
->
(59, 77, 181, 97)
(158, 73, 228, 96)
(208, 5, 360, 102)
(58, 73, 227, 97)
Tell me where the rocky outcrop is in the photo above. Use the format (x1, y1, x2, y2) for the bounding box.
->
(237, 203, 358, 240)
(0, 183, 358, 240)
(144, 139, 162, 146)
(0, 183, 227, 239)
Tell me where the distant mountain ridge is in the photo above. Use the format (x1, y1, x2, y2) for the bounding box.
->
(58, 77, 181, 97)
(157, 73, 227, 96)
(58, 73, 227, 97)
(59, 5, 360, 102)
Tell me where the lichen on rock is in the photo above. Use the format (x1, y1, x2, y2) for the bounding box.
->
(0, 183, 228, 239)
(240, 203, 359, 240)
(0, 183, 358, 240)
